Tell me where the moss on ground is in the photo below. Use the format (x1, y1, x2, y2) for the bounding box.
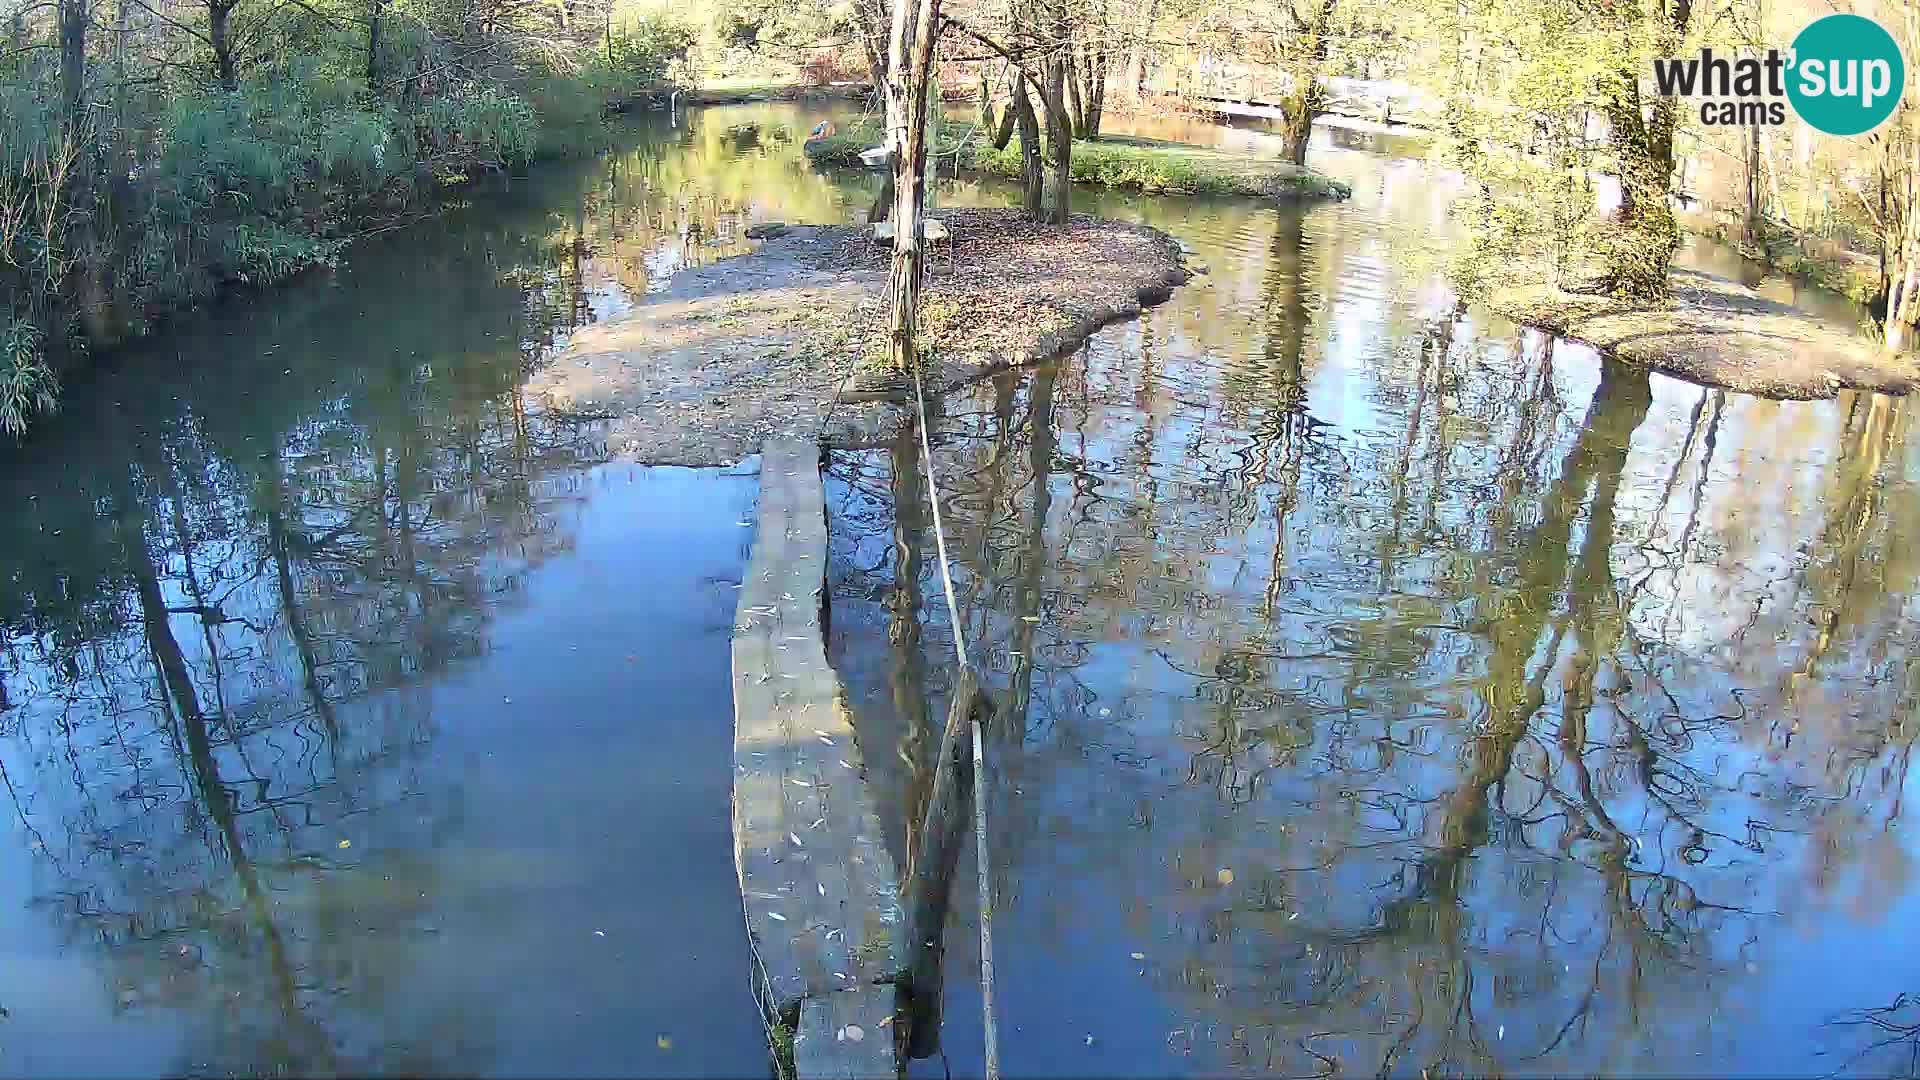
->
(804, 121, 1352, 200)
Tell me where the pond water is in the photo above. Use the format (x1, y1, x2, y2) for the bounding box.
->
(0, 100, 1913, 1077)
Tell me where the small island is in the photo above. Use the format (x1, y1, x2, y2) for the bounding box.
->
(526, 208, 1190, 465)
(1493, 268, 1917, 400)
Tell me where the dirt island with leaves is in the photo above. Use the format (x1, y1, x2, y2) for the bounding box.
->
(524, 207, 1189, 465)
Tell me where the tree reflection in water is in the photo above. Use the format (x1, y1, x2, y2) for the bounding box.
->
(827, 191, 1920, 1077)
(0, 152, 615, 1076)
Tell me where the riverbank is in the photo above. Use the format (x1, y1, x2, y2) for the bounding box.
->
(619, 81, 870, 109)
(805, 123, 1352, 200)
(1678, 209, 1882, 305)
(525, 208, 1189, 465)
(1492, 268, 1918, 399)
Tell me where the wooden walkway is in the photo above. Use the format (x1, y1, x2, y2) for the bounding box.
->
(731, 438, 902, 1080)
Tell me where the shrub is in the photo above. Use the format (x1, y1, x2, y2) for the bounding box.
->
(424, 84, 540, 166)
(606, 9, 698, 84)
(0, 320, 56, 437)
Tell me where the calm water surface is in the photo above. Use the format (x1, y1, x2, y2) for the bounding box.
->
(0, 102, 1913, 1077)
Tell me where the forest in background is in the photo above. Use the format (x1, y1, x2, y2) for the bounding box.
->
(3, 0, 1919, 435)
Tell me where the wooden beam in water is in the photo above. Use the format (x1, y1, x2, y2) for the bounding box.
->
(732, 438, 902, 1080)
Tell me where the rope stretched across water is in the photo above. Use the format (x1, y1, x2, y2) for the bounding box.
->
(910, 356, 1002, 1080)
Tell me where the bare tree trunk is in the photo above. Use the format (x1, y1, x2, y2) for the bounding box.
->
(882, 0, 942, 371)
(1087, 43, 1106, 134)
(1064, 48, 1086, 135)
(1879, 1, 1920, 351)
(367, 0, 384, 86)
(1042, 45, 1070, 223)
(1742, 121, 1764, 258)
(59, 0, 86, 126)
(990, 77, 1018, 149)
(1011, 72, 1043, 217)
(854, 0, 890, 107)
(208, 0, 237, 89)
(1885, 211, 1920, 353)
(978, 66, 998, 141)
(1123, 0, 1158, 99)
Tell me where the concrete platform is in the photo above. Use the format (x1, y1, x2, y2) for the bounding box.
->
(731, 438, 902, 1079)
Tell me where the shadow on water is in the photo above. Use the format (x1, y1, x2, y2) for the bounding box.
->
(826, 127, 1920, 1076)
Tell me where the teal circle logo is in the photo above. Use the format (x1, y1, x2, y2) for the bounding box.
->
(1787, 14, 1905, 136)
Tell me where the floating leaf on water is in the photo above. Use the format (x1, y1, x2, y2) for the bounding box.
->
(790, 778, 812, 788)
(593, 930, 606, 937)
(818, 883, 826, 895)
(789, 832, 804, 847)
(767, 912, 787, 922)
(1130, 952, 1145, 960)
(337, 840, 351, 850)
(841, 1024, 864, 1042)
(657, 1035, 673, 1050)
(1217, 868, 1234, 885)
(877, 1014, 894, 1028)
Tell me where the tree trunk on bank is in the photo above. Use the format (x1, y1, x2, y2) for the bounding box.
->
(1278, 73, 1318, 167)
(854, 0, 890, 100)
(1065, 50, 1085, 136)
(1088, 46, 1106, 134)
(58, 0, 86, 127)
(1042, 52, 1071, 223)
(1278, 0, 1336, 168)
(1071, 38, 1107, 136)
(1875, 2, 1919, 351)
(208, 0, 238, 89)
(1601, 77, 1680, 302)
(1884, 206, 1920, 353)
(1011, 72, 1043, 217)
(1124, 0, 1159, 98)
(979, 68, 1000, 144)
(1742, 121, 1764, 258)
(990, 79, 1018, 149)
(1598, 0, 1688, 302)
(882, 0, 942, 371)
(367, 0, 384, 86)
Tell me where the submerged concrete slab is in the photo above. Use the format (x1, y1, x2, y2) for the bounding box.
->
(732, 438, 901, 1079)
